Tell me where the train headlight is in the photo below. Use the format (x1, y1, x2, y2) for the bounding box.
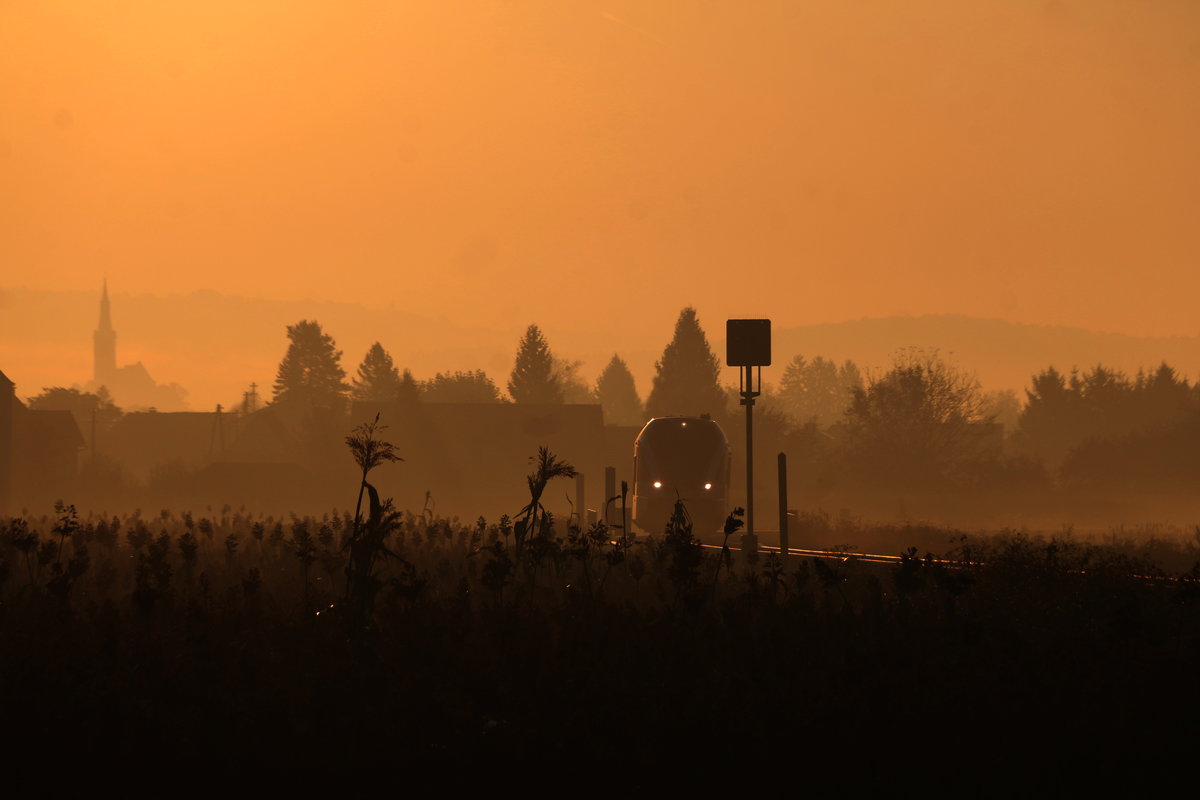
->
(704, 482, 712, 490)
(653, 481, 662, 489)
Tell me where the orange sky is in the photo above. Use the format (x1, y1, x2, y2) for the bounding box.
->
(3, 1, 1200, 403)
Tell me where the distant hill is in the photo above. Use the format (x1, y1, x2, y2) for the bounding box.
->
(762, 315, 1200, 394)
(4, 286, 1198, 409)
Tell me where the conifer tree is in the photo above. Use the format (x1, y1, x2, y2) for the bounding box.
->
(644, 307, 726, 418)
(595, 354, 644, 426)
(351, 342, 404, 402)
(397, 368, 420, 405)
(272, 320, 349, 407)
(508, 324, 563, 403)
(778, 355, 862, 428)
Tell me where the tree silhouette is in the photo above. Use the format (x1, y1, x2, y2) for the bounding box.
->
(644, 307, 725, 418)
(1133, 362, 1192, 427)
(508, 324, 563, 404)
(397, 368, 420, 405)
(842, 348, 994, 486)
(981, 389, 1021, 433)
(420, 370, 503, 403)
(554, 358, 596, 404)
(1016, 366, 1082, 468)
(1018, 361, 1195, 469)
(272, 320, 349, 408)
(778, 355, 862, 428)
(350, 342, 404, 403)
(595, 354, 643, 426)
(1056, 363, 1200, 491)
(26, 386, 122, 434)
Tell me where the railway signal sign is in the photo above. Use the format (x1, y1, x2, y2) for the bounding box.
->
(726, 318, 770, 544)
(726, 319, 771, 367)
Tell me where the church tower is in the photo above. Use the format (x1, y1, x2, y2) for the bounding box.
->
(93, 279, 117, 384)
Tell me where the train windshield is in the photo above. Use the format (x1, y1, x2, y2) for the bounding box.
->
(637, 419, 726, 485)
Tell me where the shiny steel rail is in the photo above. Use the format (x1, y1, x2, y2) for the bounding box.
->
(696, 540, 1192, 583)
(699, 542, 948, 566)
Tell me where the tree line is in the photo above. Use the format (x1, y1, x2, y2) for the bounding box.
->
(25, 306, 1200, 498)
(266, 309, 727, 427)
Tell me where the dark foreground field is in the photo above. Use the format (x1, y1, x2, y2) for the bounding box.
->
(3, 504, 1199, 787)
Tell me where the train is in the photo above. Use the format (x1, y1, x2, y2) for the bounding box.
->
(632, 415, 731, 536)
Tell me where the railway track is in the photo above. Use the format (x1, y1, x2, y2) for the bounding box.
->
(694, 537, 1195, 584)
(699, 541, 917, 566)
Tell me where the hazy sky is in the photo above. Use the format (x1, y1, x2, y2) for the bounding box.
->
(3, 1, 1199, 345)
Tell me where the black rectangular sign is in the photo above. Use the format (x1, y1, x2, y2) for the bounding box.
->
(726, 319, 771, 366)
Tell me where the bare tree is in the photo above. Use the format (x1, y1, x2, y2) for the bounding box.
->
(842, 348, 994, 486)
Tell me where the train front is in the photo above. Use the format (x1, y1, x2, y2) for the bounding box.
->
(632, 416, 730, 536)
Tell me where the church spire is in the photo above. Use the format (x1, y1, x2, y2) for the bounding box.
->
(93, 279, 117, 383)
(99, 277, 112, 332)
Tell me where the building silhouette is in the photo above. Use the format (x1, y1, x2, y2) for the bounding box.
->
(86, 280, 188, 411)
(0, 370, 13, 512)
(1, 368, 86, 512)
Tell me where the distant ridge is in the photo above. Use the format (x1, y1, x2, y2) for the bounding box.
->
(763, 315, 1200, 393)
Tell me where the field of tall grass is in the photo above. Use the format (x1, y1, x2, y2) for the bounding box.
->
(3, 491, 1200, 785)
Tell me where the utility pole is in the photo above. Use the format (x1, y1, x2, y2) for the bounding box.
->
(778, 452, 789, 556)
(209, 404, 225, 459)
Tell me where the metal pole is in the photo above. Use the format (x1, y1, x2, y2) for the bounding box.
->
(745, 365, 754, 537)
(575, 472, 585, 528)
(620, 480, 629, 547)
(778, 452, 788, 556)
(604, 466, 616, 527)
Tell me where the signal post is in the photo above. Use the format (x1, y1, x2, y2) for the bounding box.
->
(726, 319, 771, 549)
